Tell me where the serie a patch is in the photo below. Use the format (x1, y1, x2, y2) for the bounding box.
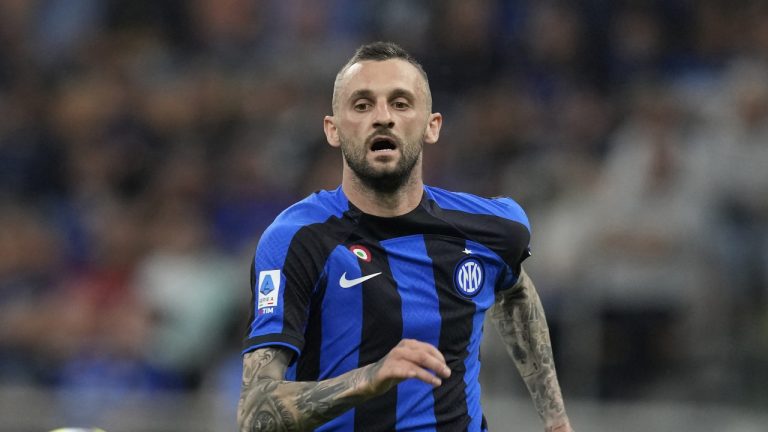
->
(258, 269, 281, 312)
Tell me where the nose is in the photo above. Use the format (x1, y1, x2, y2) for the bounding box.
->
(372, 100, 394, 129)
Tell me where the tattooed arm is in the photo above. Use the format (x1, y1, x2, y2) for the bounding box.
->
(237, 339, 451, 431)
(489, 267, 573, 432)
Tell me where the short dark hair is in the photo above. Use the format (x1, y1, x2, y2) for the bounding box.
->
(332, 41, 432, 112)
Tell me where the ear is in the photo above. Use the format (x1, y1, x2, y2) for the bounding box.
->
(423, 112, 442, 145)
(324, 116, 341, 148)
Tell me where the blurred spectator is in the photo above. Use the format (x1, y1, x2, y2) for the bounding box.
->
(135, 198, 241, 389)
(694, 59, 768, 400)
(575, 82, 718, 398)
(698, 59, 768, 297)
(607, 4, 665, 82)
(0, 83, 66, 200)
(0, 204, 64, 384)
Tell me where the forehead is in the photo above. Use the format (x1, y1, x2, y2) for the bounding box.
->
(337, 59, 427, 100)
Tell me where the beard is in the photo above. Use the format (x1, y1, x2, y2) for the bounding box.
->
(339, 129, 424, 194)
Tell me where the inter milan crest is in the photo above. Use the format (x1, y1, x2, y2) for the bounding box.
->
(454, 257, 484, 297)
(349, 245, 372, 262)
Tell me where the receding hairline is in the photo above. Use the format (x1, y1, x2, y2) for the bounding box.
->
(331, 58, 433, 114)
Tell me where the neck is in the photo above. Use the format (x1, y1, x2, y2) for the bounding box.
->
(342, 167, 424, 217)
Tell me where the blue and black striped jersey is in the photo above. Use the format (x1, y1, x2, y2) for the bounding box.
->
(243, 185, 531, 432)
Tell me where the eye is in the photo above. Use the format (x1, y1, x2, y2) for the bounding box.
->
(392, 100, 410, 110)
(354, 101, 372, 112)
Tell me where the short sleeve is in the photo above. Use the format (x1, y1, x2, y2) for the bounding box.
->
(494, 197, 532, 291)
(242, 222, 321, 359)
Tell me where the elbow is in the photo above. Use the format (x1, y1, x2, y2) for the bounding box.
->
(237, 411, 250, 432)
(238, 408, 281, 432)
(238, 384, 289, 432)
(239, 418, 265, 432)
(237, 402, 260, 432)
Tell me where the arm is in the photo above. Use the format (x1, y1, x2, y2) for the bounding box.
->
(237, 339, 451, 431)
(488, 267, 573, 432)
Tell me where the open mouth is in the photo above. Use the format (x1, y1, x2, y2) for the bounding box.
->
(369, 136, 397, 152)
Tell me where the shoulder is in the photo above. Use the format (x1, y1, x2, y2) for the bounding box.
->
(258, 187, 349, 251)
(424, 185, 530, 232)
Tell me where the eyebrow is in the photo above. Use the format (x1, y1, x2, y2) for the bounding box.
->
(389, 88, 416, 102)
(348, 89, 375, 102)
(348, 88, 416, 103)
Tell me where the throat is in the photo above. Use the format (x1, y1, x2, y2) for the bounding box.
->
(344, 173, 423, 217)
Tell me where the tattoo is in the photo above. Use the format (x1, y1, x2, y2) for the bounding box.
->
(237, 348, 297, 431)
(490, 269, 568, 425)
(237, 347, 382, 431)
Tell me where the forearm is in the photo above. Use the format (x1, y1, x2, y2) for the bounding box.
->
(237, 340, 448, 432)
(237, 349, 381, 431)
(490, 270, 571, 431)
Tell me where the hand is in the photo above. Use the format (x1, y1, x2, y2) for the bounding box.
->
(545, 421, 573, 432)
(366, 339, 451, 395)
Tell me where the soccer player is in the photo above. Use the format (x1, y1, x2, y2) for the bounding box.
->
(238, 42, 574, 432)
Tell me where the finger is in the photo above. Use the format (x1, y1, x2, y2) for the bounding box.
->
(389, 363, 444, 387)
(409, 366, 444, 387)
(413, 350, 451, 379)
(396, 341, 451, 378)
(401, 339, 447, 364)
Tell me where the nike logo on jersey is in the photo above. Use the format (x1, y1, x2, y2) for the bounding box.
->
(339, 272, 382, 288)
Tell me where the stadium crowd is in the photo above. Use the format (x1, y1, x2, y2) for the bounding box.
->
(1, 0, 767, 425)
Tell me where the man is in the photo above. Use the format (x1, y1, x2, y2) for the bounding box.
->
(238, 41, 573, 432)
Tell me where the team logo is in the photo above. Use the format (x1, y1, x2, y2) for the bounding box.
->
(349, 245, 372, 262)
(454, 258, 484, 297)
(339, 272, 382, 288)
(258, 269, 281, 313)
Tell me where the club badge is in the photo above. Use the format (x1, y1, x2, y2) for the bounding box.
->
(454, 257, 484, 297)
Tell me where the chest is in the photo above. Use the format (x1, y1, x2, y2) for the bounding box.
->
(317, 234, 503, 341)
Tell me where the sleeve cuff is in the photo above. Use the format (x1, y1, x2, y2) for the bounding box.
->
(241, 333, 304, 362)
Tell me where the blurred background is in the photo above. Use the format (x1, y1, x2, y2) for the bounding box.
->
(1, 0, 767, 430)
